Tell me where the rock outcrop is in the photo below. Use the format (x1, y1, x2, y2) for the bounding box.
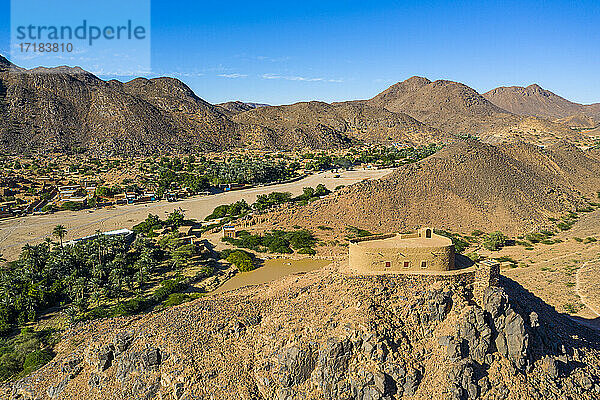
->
(2, 267, 600, 399)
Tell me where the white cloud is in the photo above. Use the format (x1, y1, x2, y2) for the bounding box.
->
(218, 73, 248, 78)
(262, 73, 343, 83)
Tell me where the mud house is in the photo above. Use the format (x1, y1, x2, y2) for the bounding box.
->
(348, 227, 455, 274)
(223, 225, 236, 239)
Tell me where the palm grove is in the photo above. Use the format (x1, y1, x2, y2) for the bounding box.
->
(0, 210, 210, 379)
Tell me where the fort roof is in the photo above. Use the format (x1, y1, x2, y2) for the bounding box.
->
(354, 233, 452, 249)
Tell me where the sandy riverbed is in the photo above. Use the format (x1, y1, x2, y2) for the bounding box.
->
(0, 168, 392, 260)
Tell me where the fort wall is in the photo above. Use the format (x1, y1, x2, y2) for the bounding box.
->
(348, 229, 455, 274)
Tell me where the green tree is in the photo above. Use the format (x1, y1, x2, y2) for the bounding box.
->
(302, 187, 315, 200)
(314, 184, 331, 197)
(165, 210, 185, 231)
(52, 225, 67, 248)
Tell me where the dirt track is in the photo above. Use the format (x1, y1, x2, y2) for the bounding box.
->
(0, 168, 392, 260)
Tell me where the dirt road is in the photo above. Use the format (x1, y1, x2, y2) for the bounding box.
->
(0, 168, 392, 260)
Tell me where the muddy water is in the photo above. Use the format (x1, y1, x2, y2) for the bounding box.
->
(213, 258, 330, 294)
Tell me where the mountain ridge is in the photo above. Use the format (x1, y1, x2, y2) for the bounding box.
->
(483, 84, 600, 122)
(1, 56, 599, 155)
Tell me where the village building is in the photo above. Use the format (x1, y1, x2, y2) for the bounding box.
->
(65, 228, 135, 246)
(223, 225, 236, 239)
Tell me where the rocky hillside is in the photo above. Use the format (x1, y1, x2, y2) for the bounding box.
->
(480, 116, 594, 147)
(4, 265, 600, 399)
(266, 140, 600, 235)
(217, 101, 269, 116)
(232, 101, 452, 148)
(365, 77, 520, 135)
(483, 84, 600, 122)
(554, 113, 598, 129)
(0, 57, 240, 155)
(2, 55, 597, 155)
(0, 57, 447, 155)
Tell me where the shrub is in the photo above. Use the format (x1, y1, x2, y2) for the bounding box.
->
(40, 204, 54, 213)
(584, 237, 597, 244)
(133, 214, 162, 235)
(205, 204, 229, 220)
(435, 230, 470, 253)
(576, 206, 595, 213)
(152, 277, 186, 302)
(163, 293, 192, 307)
(314, 184, 331, 197)
(114, 297, 150, 316)
(22, 350, 54, 375)
(483, 231, 507, 251)
(0, 329, 56, 381)
(84, 305, 112, 320)
(346, 226, 372, 238)
(557, 222, 574, 231)
(465, 252, 481, 262)
(227, 250, 255, 272)
(60, 201, 83, 211)
(286, 230, 316, 250)
(515, 240, 531, 247)
(298, 247, 316, 255)
(525, 232, 546, 244)
(574, 237, 583, 242)
(0, 305, 14, 335)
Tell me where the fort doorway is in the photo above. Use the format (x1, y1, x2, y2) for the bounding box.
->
(425, 229, 432, 238)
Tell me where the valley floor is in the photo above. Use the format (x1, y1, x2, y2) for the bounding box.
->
(0, 168, 392, 261)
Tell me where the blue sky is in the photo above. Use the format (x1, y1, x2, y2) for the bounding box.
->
(1, 0, 599, 105)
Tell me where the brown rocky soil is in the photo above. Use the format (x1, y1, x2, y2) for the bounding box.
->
(232, 101, 451, 149)
(263, 140, 600, 236)
(480, 116, 593, 147)
(483, 84, 600, 121)
(0, 58, 445, 156)
(4, 264, 600, 400)
(217, 101, 269, 116)
(555, 114, 598, 129)
(365, 77, 520, 136)
(3, 55, 596, 156)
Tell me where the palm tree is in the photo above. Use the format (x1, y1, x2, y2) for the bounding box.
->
(53, 225, 67, 248)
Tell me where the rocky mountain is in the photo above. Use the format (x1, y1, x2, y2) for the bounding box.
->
(4, 265, 600, 399)
(2, 55, 598, 155)
(483, 84, 600, 122)
(217, 101, 269, 115)
(267, 140, 600, 235)
(0, 58, 451, 155)
(364, 77, 520, 135)
(0, 61, 241, 155)
(232, 101, 452, 149)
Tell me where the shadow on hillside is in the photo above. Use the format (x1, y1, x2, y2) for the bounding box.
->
(568, 316, 600, 333)
(500, 275, 600, 351)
